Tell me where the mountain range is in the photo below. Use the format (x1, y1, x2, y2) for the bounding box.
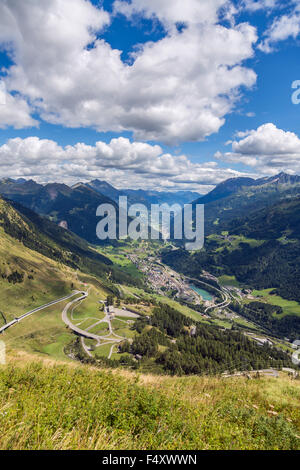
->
(1, 172, 300, 245)
(0, 178, 201, 243)
(195, 172, 300, 206)
(86, 179, 201, 207)
(192, 172, 300, 235)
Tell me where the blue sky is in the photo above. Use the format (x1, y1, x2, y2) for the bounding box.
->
(0, 0, 300, 192)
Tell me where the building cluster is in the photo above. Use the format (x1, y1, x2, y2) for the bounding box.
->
(127, 254, 198, 303)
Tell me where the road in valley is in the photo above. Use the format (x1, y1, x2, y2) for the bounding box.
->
(223, 369, 279, 379)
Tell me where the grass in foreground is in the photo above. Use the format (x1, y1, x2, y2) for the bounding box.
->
(0, 353, 299, 450)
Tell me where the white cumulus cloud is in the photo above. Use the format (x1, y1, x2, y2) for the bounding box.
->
(216, 123, 300, 174)
(0, 136, 250, 191)
(0, 92, 38, 129)
(243, 0, 279, 12)
(259, 2, 300, 52)
(113, 0, 228, 29)
(0, 0, 257, 143)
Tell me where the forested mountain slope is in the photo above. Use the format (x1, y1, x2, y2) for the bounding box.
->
(191, 173, 300, 235)
(163, 196, 300, 338)
(0, 179, 118, 244)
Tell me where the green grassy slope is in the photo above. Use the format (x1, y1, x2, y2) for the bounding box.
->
(252, 290, 300, 319)
(0, 356, 299, 450)
(0, 222, 80, 324)
(0, 197, 112, 270)
(2, 301, 75, 361)
(0, 197, 143, 318)
(0, 197, 116, 327)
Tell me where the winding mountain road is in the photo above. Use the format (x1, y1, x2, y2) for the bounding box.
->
(61, 292, 107, 342)
(63, 295, 127, 362)
(0, 291, 81, 334)
(0, 288, 128, 362)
